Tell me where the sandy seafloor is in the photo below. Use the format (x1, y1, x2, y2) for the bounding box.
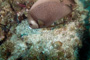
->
(0, 0, 90, 60)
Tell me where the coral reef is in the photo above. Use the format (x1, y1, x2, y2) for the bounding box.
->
(0, 0, 89, 60)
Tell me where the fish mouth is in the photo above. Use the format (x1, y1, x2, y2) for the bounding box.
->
(37, 20, 44, 28)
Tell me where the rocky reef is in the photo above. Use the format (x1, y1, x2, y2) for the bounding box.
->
(0, 0, 90, 60)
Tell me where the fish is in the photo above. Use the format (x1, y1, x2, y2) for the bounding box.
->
(28, 0, 75, 29)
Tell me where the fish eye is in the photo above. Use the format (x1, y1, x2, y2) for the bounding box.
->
(29, 23, 33, 26)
